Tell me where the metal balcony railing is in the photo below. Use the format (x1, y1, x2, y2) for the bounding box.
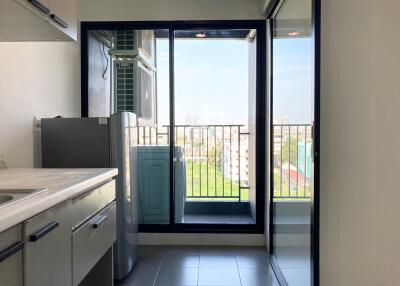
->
(137, 125, 250, 201)
(273, 124, 313, 199)
(136, 123, 312, 201)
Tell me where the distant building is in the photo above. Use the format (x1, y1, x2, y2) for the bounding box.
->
(223, 129, 249, 185)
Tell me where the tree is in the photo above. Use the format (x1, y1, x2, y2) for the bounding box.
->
(207, 146, 223, 169)
(281, 136, 298, 166)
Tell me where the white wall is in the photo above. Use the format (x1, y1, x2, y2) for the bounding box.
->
(79, 0, 264, 21)
(0, 42, 80, 167)
(320, 0, 400, 285)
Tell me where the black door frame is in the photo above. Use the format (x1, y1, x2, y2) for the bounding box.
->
(81, 20, 267, 234)
(265, 0, 321, 285)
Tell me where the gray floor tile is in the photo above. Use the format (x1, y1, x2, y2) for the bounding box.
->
(138, 246, 165, 264)
(274, 246, 311, 269)
(236, 253, 269, 269)
(199, 254, 237, 268)
(155, 267, 198, 286)
(239, 268, 280, 286)
(118, 246, 279, 286)
(116, 263, 159, 286)
(281, 268, 310, 286)
(198, 267, 241, 286)
(161, 253, 200, 268)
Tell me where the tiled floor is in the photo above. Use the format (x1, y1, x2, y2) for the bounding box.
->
(116, 245, 280, 286)
(274, 246, 310, 286)
(183, 214, 255, 224)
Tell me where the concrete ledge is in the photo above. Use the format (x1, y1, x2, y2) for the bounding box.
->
(185, 201, 251, 215)
(139, 233, 266, 246)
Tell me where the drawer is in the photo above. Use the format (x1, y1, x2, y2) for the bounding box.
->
(0, 224, 22, 255)
(69, 179, 116, 229)
(24, 203, 71, 286)
(0, 224, 23, 286)
(72, 202, 116, 286)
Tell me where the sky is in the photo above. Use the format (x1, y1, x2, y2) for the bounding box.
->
(273, 37, 313, 124)
(156, 36, 313, 126)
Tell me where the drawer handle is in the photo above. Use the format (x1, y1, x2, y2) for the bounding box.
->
(0, 241, 24, 263)
(28, 0, 50, 14)
(93, 215, 108, 229)
(50, 14, 68, 28)
(30, 221, 60, 242)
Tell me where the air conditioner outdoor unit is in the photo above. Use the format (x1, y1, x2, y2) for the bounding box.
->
(109, 30, 157, 125)
(112, 30, 155, 66)
(111, 57, 156, 124)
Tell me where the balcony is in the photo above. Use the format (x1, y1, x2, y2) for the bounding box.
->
(136, 123, 312, 224)
(137, 124, 253, 224)
(272, 124, 312, 245)
(273, 124, 313, 200)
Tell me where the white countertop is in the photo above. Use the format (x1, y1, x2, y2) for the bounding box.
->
(0, 168, 118, 233)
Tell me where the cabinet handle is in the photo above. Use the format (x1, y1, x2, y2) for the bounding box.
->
(30, 221, 60, 242)
(28, 0, 50, 14)
(0, 241, 24, 263)
(92, 215, 108, 228)
(50, 14, 68, 28)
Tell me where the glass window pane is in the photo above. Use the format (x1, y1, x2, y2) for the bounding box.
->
(272, 0, 313, 285)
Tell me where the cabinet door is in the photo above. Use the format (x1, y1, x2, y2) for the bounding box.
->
(24, 203, 71, 286)
(138, 151, 170, 224)
(48, 0, 77, 40)
(0, 224, 24, 286)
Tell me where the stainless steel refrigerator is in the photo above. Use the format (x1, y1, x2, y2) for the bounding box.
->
(41, 112, 138, 280)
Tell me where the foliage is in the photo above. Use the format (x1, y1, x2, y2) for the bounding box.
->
(206, 146, 223, 169)
(186, 160, 248, 201)
(281, 136, 298, 166)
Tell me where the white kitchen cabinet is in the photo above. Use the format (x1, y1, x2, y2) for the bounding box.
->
(0, 224, 24, 286)
(24, 203, 72, 286)
(0, 0, 77, 41)
(23, 179, 116, 286)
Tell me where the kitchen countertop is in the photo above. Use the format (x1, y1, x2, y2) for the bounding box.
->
(0, 168, 118, 233)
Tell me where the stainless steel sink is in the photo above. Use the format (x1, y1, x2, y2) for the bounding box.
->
(0, 188, 47, 208)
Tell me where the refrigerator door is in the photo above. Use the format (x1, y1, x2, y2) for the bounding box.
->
(41, 117, 110, 168)
(110, 112, 138, 280)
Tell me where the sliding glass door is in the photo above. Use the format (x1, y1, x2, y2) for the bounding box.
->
(172, 29, 258, 225)
(83, 21, 266, 232)
(269, 0, 319, 285)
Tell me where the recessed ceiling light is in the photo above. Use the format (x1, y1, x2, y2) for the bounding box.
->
(288, 31, 300, 36)
(195, 33, 206, 38)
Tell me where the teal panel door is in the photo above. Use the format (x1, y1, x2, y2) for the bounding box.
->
(138, 147, 170, 224)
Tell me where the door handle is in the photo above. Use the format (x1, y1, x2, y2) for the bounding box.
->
(0, 241, 24, 263)
(30, 221, 60, 242)
(92, 215, 108, 228)
(28, 0, 50, 14)
(311, 122, 315, 162)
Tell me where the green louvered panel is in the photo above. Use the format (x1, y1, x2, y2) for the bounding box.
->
(115, 30, 136, 50)
(114, 60, 136, 113)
